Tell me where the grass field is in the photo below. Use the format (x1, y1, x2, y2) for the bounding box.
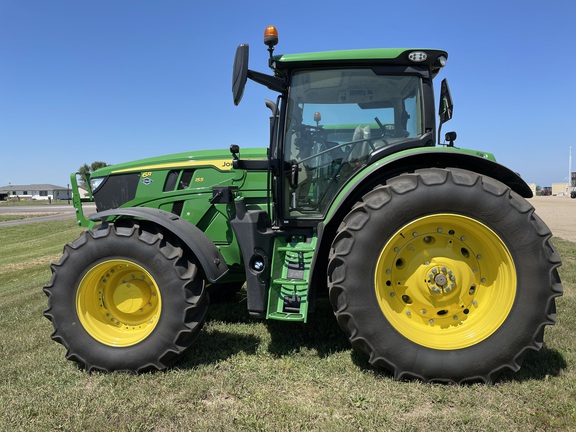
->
(0, 214, 56, 222)
(1, 219, 575, 431)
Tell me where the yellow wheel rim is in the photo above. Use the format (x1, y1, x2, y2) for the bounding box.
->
(76, 260, 161, 347)
(375, 214, 516, 350)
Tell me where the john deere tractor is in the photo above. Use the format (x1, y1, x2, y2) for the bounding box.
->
(44, 26, 562, 383)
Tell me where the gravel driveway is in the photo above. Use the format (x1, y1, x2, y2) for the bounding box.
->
(528, 196, 576, 242)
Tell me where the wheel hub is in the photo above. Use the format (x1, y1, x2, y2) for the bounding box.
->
(76, 259, 162, 347)
(374, 214, 516, 350)
(113, 282, 148, 314)
(434, 273, 447, 287)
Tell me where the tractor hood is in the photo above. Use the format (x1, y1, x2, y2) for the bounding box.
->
(91, 147, 268, 178)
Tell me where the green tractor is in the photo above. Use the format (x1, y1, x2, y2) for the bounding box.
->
(44, 26, 562, 383)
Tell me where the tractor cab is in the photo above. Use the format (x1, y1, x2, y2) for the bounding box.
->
(232, 26, 450, 224)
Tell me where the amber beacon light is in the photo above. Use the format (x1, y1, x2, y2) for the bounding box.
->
(264, 26, 278, 47)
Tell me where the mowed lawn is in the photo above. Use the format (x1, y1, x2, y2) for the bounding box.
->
(1, 218, 575, 431)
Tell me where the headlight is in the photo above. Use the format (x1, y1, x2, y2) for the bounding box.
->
(89, 177, 106, 193)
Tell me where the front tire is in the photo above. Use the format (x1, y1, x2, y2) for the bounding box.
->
(44, 220, 208, 372)
(328, 168, 562, 383)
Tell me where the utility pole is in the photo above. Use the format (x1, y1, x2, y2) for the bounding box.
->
(570, 146, 573, 195)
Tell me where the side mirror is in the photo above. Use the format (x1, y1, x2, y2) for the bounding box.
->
(438, 78, 453, 124)
(232, 44, 249, 106)
(437, 79, 453, 145)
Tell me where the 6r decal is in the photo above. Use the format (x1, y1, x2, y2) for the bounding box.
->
(141, 171, 153, 185)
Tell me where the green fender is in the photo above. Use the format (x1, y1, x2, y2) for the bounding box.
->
(325, 147, 532, 225)
(90, 207, 229, 283)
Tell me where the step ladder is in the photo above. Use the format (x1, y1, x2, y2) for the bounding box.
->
(267, 235, 317, 322)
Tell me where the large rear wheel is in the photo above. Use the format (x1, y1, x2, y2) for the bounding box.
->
(328, 168, 562, 383)
(44, 220, 208, 372)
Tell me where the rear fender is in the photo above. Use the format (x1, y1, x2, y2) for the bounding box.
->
(90, 207, 228, 283)
(326, 149, 532, 226)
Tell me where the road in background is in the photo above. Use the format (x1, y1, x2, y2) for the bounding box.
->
(0, 204, 96, 227)
(0, 199, 573, 242)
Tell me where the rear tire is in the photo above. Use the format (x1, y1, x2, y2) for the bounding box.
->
(44, 220, 208, 372)
(328, 168, 562, 383)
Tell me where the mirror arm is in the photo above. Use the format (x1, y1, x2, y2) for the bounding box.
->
(247, 69, 285, 93)
(438, 121, 443, 147)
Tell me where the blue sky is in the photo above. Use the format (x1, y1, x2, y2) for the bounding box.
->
(1, 0, 574, 188)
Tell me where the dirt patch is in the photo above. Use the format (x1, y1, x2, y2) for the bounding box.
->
(528, 196, 576, 242)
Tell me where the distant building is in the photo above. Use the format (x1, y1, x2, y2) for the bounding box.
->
(0, 184, 87, 201)
(552, 182, 568, 196)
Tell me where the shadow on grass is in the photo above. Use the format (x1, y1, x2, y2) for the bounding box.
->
(203, 295, 350, 361)
(348, 344, 567, 384)
(205, 292, 254, 324)
(178, 329, 261, 369)
(497, 346, 567, 383)
(166, 291, 261, 369)
(185, 293, 568, 383)
(265, 299, 351, 359)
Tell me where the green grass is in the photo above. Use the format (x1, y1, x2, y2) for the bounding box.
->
(1, 220, 575, 431)
(0, 213, 56, 222)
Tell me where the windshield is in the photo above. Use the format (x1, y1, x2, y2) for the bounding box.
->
(283, 68, 424, 218)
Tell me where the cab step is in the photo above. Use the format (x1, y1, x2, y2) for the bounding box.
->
(267, 235, 316, 322)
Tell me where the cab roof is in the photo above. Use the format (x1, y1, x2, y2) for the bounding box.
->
(274, 48, 448, 77)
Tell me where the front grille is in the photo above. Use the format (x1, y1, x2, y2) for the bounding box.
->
(93, 173, 141, 211)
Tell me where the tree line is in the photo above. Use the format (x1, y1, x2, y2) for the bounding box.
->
(78, 161, 108, 187)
